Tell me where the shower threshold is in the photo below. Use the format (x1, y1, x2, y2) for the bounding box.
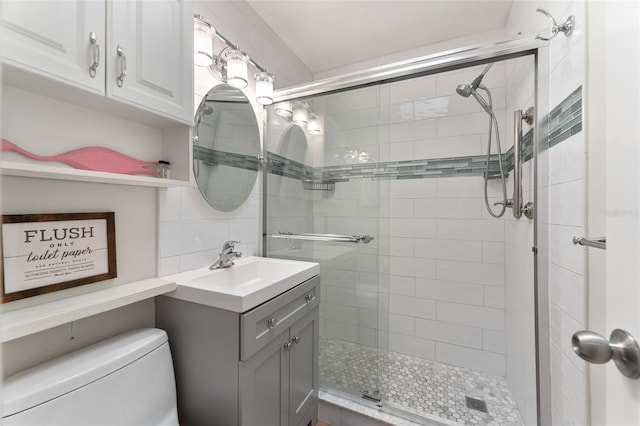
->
(320, 337, 524, 426)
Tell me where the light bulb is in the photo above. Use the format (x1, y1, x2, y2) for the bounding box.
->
(225, 50, 249, 89)
(194, 15, 214, 67)
(255, 72, 274, 105)
(275, 101, 293, 118)
(292, 102, 309, 125)
(308, 114, 322, 134)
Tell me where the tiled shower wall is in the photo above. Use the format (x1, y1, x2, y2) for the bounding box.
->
(507, 2, 588, 426)
(307, 64, 514, 377)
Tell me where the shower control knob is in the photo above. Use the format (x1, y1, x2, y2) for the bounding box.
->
(572, 329, 640, 378)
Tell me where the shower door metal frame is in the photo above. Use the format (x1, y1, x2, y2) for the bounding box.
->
(263, 35, 552, 426)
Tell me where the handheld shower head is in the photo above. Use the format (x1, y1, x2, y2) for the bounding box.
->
(456, 84, 473, 98)
(456, 63, 494, 98)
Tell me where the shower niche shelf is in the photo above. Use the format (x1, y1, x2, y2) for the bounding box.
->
(302, 179, 335, 191)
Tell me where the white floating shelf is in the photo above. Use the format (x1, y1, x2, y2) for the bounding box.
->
(1, 278, 176, 342)
(1, 161, 194, 188)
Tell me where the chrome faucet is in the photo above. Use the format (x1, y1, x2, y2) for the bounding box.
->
(210, 240, 242, 270)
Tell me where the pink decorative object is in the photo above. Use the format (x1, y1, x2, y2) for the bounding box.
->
(1, 139, 159, 176)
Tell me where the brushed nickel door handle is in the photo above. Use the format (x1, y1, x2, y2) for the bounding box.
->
(573, 329, 640, 378)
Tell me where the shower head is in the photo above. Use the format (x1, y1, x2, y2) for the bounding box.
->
(456, 63, 494, 98)
(456, 83, 473, 98)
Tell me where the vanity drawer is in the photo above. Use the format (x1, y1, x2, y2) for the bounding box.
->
(240, 275, 319, 361)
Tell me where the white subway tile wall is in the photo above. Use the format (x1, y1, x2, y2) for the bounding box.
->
(305, 62, 516, 380)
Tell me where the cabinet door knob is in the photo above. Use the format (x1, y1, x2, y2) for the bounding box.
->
(267, 317, 277, 329)
(292, 335, 300, 344)
(116, 45, 127, 87)
(89, 32, 100, 78)
(284, 342, 292, 351)
(305, 294, 313, 302)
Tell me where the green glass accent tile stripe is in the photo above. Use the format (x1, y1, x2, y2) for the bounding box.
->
(548, 86, 582, 148)
(267, 151, 505, 182)
(194, 145, 260, 171)
(266, 87, 580, 184)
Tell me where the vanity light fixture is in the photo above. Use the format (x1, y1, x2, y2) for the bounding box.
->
(194, 14, 276, 104)
(224, 49, 249, 89)
(275, 101, 293, 118)
(255, 71, 275, 105)
(194, 15, 214, 67)
(292, 102, 309, 125)
(307, 114, 322, 134)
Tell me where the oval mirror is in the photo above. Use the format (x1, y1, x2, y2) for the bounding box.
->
(193, 84, 261, 212)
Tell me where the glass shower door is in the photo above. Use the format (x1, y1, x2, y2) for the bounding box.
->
(264, 86, 385, 403)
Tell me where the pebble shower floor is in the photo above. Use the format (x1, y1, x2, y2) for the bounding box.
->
(319, 338, 524, 425)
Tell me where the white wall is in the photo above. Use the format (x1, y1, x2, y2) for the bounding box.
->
(1, 0, 312, 377)
(156, 1, 313, 275)
(1, 89, 161, 375)
(507, 1, 588, 425)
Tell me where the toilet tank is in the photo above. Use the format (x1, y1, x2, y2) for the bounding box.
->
(2, 328, 178, 426)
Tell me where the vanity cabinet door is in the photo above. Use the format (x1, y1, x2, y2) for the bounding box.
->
(1, 0, 105, 94)
(239, 330, 290, 426)
(107, 0, 193, 124)
(289, 308, 319, 426)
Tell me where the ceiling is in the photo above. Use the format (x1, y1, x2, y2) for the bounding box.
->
(246, 1, 514, 74)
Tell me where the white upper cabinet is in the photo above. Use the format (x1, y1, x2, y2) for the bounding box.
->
(107, 0, 193, 124)
(1, 1, 106, 95)
(1, 0, 193, 125)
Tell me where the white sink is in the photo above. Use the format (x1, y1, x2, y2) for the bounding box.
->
(163, 256, 319, 312)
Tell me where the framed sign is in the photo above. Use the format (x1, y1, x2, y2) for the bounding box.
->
(1, 212, 117, 303)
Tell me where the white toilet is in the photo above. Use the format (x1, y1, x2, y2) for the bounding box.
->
(2, 328, 179, 425)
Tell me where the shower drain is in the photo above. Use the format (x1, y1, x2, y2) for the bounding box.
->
(465, 396, 488, 413)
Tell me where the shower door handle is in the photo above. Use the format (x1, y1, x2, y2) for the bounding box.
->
(572, 329, 640, 378)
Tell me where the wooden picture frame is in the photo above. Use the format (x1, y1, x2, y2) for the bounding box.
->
(1, 212, 117, 303)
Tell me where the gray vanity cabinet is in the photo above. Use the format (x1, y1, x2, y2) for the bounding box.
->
(156, 275, 320, 426)
(239, 309, 318, 426)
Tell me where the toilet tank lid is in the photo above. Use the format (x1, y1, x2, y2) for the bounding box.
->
(2, 328, 169, 417)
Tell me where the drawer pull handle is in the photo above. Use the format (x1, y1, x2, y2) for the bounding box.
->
(284, 342, 292, 351)
(292, 335, 300, 344)
(305, 294, 313, 302)
(267, 317, 277, 328)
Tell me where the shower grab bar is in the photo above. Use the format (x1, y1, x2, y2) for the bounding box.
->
(573, 236, 606, 250)
(267, 232, 374, 244)
(512, 108, 535, 220)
